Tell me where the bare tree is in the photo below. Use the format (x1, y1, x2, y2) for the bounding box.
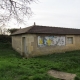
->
(0, 0, 35, 26)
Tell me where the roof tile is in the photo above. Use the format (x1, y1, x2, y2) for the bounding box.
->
(12, 25, 80, 35)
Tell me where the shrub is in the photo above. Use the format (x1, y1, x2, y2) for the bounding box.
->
(0, 35, 11, 43)
(0, 43, 12, 49)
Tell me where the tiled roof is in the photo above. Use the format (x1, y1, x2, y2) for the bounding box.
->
(12, 25, 80, 35)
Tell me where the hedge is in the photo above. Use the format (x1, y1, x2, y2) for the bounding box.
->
(0, 35, 11, 43)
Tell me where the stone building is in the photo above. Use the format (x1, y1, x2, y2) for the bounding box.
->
(12, 24, 80, 57)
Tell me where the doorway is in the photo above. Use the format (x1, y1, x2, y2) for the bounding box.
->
(22, 37, 27, 56)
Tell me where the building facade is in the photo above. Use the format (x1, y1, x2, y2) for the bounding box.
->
(12, 25, 80, 57)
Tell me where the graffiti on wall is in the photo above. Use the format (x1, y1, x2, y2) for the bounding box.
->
(38, 36, 65, 47)
(38, 36, 43, 46)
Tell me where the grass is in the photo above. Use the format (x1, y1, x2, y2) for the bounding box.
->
(0, 43, 80, 80)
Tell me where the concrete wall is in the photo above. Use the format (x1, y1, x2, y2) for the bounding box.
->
(12, 35, 22, 54)
(27, 34, 80, 57)
(12, 34, 80, 57)
(12, 34, 35, 57)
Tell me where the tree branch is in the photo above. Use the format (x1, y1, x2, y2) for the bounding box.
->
(0, 0, 35, 27)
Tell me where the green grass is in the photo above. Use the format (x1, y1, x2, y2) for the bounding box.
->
(0, 43, 80, 80)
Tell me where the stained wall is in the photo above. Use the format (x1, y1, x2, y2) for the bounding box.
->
(12, 34, 80, 57)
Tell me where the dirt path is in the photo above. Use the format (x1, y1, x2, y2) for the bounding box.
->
(48, 70, 76, 80)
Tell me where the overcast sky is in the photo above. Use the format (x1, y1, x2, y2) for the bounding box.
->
(9, 0, 80, 29)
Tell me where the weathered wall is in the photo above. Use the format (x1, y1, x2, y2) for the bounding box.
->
(12, 35, 22, 54)
(74, 35, 80, 49)
(27, 34, 80, 57)
(12, 34, 80, 57)
(12, 34, 35, 57)
(12, 34, 29, 56)
(22, 34, 35, 57)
